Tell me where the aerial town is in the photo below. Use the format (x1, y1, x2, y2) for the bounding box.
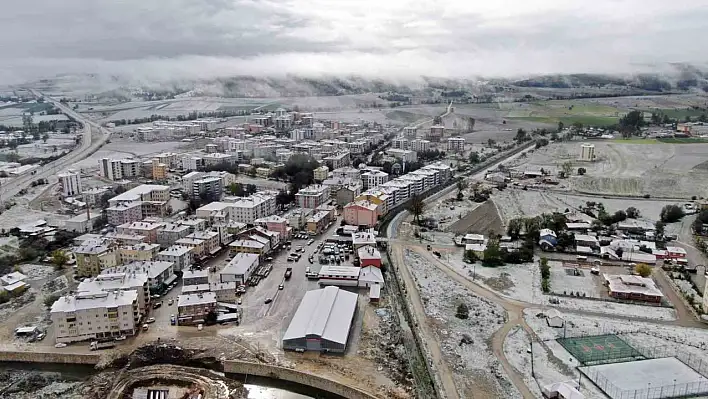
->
(1, 71, 708, 398)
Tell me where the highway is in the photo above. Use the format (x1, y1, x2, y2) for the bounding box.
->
(0, 91, 112, 200)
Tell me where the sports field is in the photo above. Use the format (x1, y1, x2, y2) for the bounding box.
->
(557, 334, 645, 365)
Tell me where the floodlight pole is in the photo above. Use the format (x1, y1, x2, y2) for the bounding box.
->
(530, 340, 535, 378)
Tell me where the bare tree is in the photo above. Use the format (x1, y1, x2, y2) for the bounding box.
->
(408, 195, 426, 225)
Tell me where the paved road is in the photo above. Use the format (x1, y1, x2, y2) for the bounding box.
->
(0, 90, 111, 200)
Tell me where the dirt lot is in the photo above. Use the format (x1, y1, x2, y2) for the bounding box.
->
(447, 200, 504, 236)
(509, 140, 708, 198)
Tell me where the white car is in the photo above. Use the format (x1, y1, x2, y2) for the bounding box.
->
(197, 324, 204, 331)
(115, 335, 127, 341)
(146, 317, 156, 324)
(54, 343, 67, 348)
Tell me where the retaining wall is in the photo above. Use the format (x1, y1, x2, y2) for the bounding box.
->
(0, 350, 100, 365)
(223, 360, 378, 399)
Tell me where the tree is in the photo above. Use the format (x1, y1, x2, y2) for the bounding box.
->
(523, 217, 541, 240)
(464, 250, 478, 263)
(228, 183, 245, 196)
(408, 195, 425, 225)
(482, 235, 504, 267)
(456, 180, 468, 201)
(507, 218, 523, 240)
(626, 207, 640, 219)
(660, 204, 685, 223)
(44, 294, 60, 308)
(577, 167, 586, 175)
(655, 221, 666, 238)
(468, 151, 480, 164)
(557, 121, 564, 132)
(634, 263, 652, 278)
(455, 303, 469, 319)
(50, 250, 69, 270)
(515, 128, 528, 142)
(561, 161, 573, 177)
(205, 310, 218, 325)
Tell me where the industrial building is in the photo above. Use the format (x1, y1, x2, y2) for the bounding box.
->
(282, 286, 358, 353)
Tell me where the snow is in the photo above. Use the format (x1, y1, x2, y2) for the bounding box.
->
(19, 264, 55, 281)
(405, 249, 520, 398)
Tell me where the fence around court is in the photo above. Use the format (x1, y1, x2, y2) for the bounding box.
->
(580, 345, 708, 399)
(581, 366, 708, 399)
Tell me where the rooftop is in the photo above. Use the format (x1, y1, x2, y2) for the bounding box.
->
(282, 286, 358, 345)
(51, 290, 138, 313)
(177, 292, 217, 307)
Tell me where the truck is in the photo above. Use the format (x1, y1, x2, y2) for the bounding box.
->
(284, 267, 293, 280)
(89, 340, 116, 351)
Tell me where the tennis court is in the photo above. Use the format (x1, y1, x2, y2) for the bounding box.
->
(557, 334, 645, 365)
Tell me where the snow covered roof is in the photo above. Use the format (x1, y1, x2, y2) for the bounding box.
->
(604, 274, 664, 298)
(359, 266, 384, 285)
(539, 229, 556, 238)
(545, 309, 564, 320)
(542, 381, 584, 399)
(282, 286, 358, 345)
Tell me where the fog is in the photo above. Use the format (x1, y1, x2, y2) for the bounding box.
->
(1, 0, 706, 84)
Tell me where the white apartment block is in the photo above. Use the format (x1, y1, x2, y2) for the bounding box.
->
(51, 290, 139, 343)
(447, 137, 466, 152)
(387, 148, 418, 163)
(410, 139, 431, 153)
(403, 126, 417, 138)
(158, 245, 193, 271)
(99, 158, 123, 180)
(57, 170, 82, 197)
(182, 156, 204, 171)
(77, 272, 150, 316)
(361, 170, 389, 190)
(107, 202, 143, 226)
(224, 192, 277, 224)
(156, 223, 193, 247)
(313, 165, 329, 182)
(392, 137, 409, 150)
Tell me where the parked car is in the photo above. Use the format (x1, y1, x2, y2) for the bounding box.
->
(54, 343, 67, 348)
(115, 335, 127, 341)
(278, 284, 284, 290)
(153, 301, 162, 309)
(168, 299, 173, 306)
(146, 317, 156, 324)
(264, 298, 273, 304)
(170, 315, 176, 325)
(197, 324, 203, 331)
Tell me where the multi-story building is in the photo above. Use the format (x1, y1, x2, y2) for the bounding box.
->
(387, 149, 417, 163)
(151, 159, 167, 180)
(224, 192, 277, 224)
(220, 253, 259, 285)
(120, 159, 141, 179)
(410, 139, 431, 153)
(392, 137, 409, 150)
(107, 185, 170, 222)
(192, 176, 223, 200)
(306, 211, 331, 234)
(447, 137, 465, 152)
(157, 245, 193, 272)
(156, 223, 192, 248)
(51, 290, 139, 343)
(74, 243, 118, 277)
(185, 231, 221, 257)
(82, 187, 109, 207)
(118, 243, 160, 264)
(203, 153, 236, 167)
(182, 269, 209, 286)
(295, 185, 330, 209)
(107, 202, 143, 226)
(335, 182, 362, 207)
(428, 125, 445, 141)
(77, 272, 150, 316)
(313, 165, 329, 182)
(322, 152, 351, 170)
(403, 126, 417, 138)
(177, 292, 217, 325)
(99, 158, 123, 180)
(182, 156, 204, 171)
(57, 170, 82, 197)
(116, 221, 164, 243)
(361, 170, 389, 190)
(104, 261, 176, 291)
(175, 238, 206, 259)
(228, 239, 266, 257)
(344, 200, 380, 227)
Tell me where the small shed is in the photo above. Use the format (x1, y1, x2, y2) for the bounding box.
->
(359, 266, 384, 288)
(545, 309, 565, 328)
(542, 381, 584, 399)
(369, 284, 381, 303)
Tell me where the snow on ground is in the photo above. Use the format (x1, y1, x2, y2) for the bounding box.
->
(19, 264, 54, 281)
(553, 297, 677, 321)
(72, 139, 189, 170)
(405, 249, 520, 398)
(0, 205, 69, 231)
(549, 263, 603, 298)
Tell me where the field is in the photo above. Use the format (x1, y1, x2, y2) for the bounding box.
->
(557, 335, 644, 365)
(508, 140, 708, 198)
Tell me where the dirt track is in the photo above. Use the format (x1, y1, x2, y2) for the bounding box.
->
(446, 200, 503, 236)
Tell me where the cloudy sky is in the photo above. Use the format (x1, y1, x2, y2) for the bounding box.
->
(0, 0, 706, 84)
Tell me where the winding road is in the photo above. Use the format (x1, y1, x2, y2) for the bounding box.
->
(0, 90, 111, 200)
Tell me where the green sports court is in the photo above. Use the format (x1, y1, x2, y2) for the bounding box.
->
(557, 334, 645, 365)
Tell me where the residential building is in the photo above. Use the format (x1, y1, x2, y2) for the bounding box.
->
(580, 143, 596, 162)
(306, 211, 331, 234)
(286, 208, 313, 230)
(392, 136, 408, 150)
(357, 245, 382, 268)
(224, 192, 277, 224)
(386, 149, 417, 163)
(63, 212, 103, 234)
(77, 272, 150, 316)
(410, 139, 431, 153)
(428, 125, 445, 141)
(157, 245, 193, 272)
(220, 253, 259, 284)
(156, 223, 192, 248)
(175, 238, 206, 259)
(228, 239, 266, 257)
(105, 261, 176, 291)
(403, 126, 417, 138)
(57, 170, 82, 197)
(51, 290, 139, 343)
(361, 170, 389, 190)
(117, 221, 164, 244)
(99, 158, 123, 180)
(82, 187, 109, 207)
(313, 165, 329, 182)
(335, 182, 362, 207)
(604, 274, 664, 303)
(192, 176, 223, 200)
(181, 171, 204, 192)
(447, 137, 465, 152)
(182, 269, 209, 286)
(254, 215, 290, 240)
(343, 201, 380, 227)
(185, 231, 221, 257)
(323, 152, 351, 170)
(296, 185, 331, 209)
(107, 202, 143, 226)
(177, 292, 217, 325)
(118, 243, 161, 264)
(74, 244, 118, 277)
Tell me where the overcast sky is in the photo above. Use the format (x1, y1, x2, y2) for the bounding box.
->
(1, 0, 706, 84)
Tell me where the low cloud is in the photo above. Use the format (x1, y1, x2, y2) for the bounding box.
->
(1, 0, 706, 84)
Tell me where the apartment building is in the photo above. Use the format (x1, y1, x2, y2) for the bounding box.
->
(313, 165, 329, 182)
(228, 239, 266, 257)
(82, 187, 109, 207)
(157, 245, 193, 272)
(156, 223, 192, 248)
(392, 137, 409, 150)
(428, 125, 445, 141)
(447, 137, 466, 152)
(361, 170, 389, 190)
(410, 139, 431, 153)
(182, 156, 205, 171)
(99, 158, 123, 180)
(177, 292, 217, 325)
(403, 126, 417, 138)
(107, 202, 143, 226)
(182, 269, 209, 286)
(116, 221, 164, 244)
(322, 151, 351, 170)
(224, 192, 277, 224)
(185, 231, 221, 257)
(175, 238, 206, 259)
(387, 148, 417, 163)
(254, 215, 290, 240)
(77, 272, 150, 316)
(57, 170, 82, 197)
(51, 290, 139, 343)
(121, 159, 141, 179)
(344, 200, 380, 227)
(203, 153, 236, 167)
(220, 253, 259, 285)
(192, 176, 223, 200)
(75, 243, 118, 277)
(105, 261, 176, 290)
(107, 185, 170, 221)
(118, 243, 161, 264)
(295, 185, 330, 209)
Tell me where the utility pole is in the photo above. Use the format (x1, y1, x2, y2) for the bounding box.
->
(530, 340, 535, 378)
